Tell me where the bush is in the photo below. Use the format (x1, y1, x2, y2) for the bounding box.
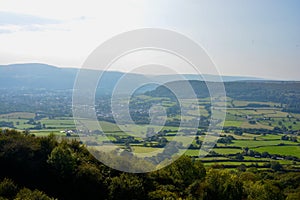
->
(0, 178, 18, 199)
(270, 161, 283, 171)
(15, 188, 54, 200)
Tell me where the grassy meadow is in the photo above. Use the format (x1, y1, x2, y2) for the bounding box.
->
(0, 98, 299, 170)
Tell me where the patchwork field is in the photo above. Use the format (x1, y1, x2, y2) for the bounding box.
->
(0, 98, 299, 170)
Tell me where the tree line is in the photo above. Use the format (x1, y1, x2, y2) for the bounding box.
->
(0, 129, 300, 200)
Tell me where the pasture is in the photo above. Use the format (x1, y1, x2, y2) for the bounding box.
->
(0, 99, 299, 170)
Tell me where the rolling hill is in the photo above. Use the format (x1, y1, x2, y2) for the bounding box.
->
(0, 63, 264, 94)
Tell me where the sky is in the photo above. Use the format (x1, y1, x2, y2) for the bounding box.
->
(0, 0, 299, 80)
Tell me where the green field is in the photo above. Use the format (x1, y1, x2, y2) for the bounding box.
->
(1, 99, 300, 170)
(230, 140, 297, 148)
(213, 148, 243, 154)
(223, 120, 243, 127)
(252, 146, 300, 157)
(256, 134, 282, 140)
(0, 112, 35, 119)
(183, 149, 209, 157)
(203, 162, 267, 167)
(133, 146, 164, 154)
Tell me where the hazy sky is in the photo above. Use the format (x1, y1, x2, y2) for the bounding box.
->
(0, 0, 299, 80)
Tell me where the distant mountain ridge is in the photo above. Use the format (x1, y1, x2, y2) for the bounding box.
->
(145, 79, 300, 114)
(0, 63, 265, 93)
(0, 63, 77, 90)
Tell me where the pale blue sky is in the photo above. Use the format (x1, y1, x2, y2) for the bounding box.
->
(0, 0, 299, 80)
(143, 0, 300, 80)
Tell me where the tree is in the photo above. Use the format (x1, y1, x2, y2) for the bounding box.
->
(217, 136, 233, 145)
(0, 178, 18, 199)
(148, 188, 178, 200)
(47, 142, 77, 176)
(263, 182, 285, 200)
(195, 135, 202, 147)
(74, 163, 106, 200)
(148, 156, 206, 199)
(204, 169, 243, 200)
(249, 150, 255, 156)
(237, 164, 247, 172)
(270, 161, 283, 171)
(290, 136, 298, 142)
(261, 152, 270, 158)
(234, 130, 243, 136)
(15, 188, 54, 200)
(124, 141, 132, 152)
(157, 137, 168, 147)
(281, 135, 289, 140)
(239, 172, 258, 182)
(235, 153, 244, 161)
(286, 188, 300, 200)
(244, 181, 267, 200)
(109, 173, 145, 200)
(244, 147, 249, 155)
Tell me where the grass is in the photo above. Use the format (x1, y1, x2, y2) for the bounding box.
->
(252, 146, 300, 157)
(291, 113, 300, 119)
(11, 119, 35, 129)
(1, 98, 300, 167)
(257, 134, 282, 140)
(223, 120, 244, 127)
(221, 133, 291, 141)
(239, 110, 263, 116)
(232, 101, 249, 107)
(133, 146, 163, 153)
(225, 114, 241, 121)
(165, 135, 195, 146)
(0, 112, 35, 119)
(187, 109, 209, 117)
(200, 157, 229, 161)
(31, 131, 66, 137)
(212, 148, 243, 154)
(274, 121, 300, 130)
(240, 121, 273, 129)
(88, 145, 118, 153)
(224, 133, 260, 140)
(226, 109, 245, 115)
(40, 119, 75, 128)
(232, 100, 281, 107)
(203, 162, 267, 167)
(132, 146, 164, 157)
(256, 109, 278, 114)
(99, 121, 122, 132)
(265, 111, 289, 118)
(183, 149, 209, 157)
(243, 156, 299, 165)
(230, 140, 297, 148)
(95, 135, 116, 142)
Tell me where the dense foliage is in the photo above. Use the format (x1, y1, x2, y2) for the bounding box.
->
(147, 81, 300, 113)
(0, 129, 300, 200)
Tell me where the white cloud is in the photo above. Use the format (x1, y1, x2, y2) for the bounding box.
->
(0, 0, 147, 67)
(0, 11, 60, 25)
(0, 0, 299, 80)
